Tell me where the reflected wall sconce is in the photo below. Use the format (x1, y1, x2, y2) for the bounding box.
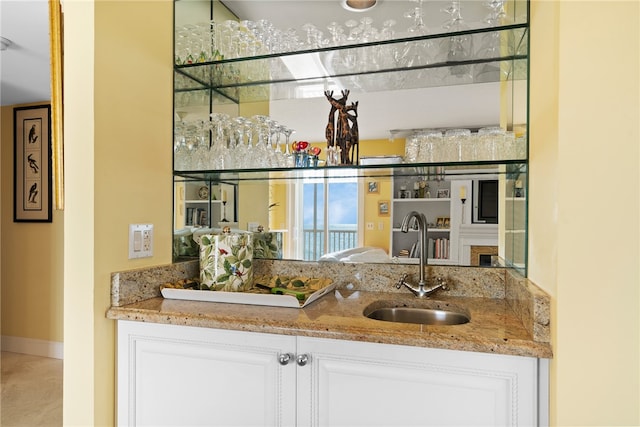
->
(341, 0, 377, 12)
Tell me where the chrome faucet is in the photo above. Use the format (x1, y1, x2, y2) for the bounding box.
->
(397, 211, 447, 298)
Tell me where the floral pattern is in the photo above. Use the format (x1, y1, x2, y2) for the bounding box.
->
(199, 233, 253, 292)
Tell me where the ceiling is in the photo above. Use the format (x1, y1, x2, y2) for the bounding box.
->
(220, 0, 491, 36)
(0, 0, 51, 107)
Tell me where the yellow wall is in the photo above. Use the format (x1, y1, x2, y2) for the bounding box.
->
(58, 0, 639, 425)
(529, 0, 639, 425)
(1, 103, 64, 344)
(63, 1, 173, 425)
(360, 139, 405, 251)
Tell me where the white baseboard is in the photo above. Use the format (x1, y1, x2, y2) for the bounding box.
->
(1, 335, 63, 359)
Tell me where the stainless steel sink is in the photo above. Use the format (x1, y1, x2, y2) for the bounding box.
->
(363, 301, 470, 326)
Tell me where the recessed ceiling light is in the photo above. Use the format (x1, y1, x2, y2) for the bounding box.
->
(0, 36, 13, 51)
(341, 0, 378, 12)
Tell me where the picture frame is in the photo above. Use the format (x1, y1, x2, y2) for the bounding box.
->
(435, 217, 451, 229)
(378, 200, 390, 216)
(367, 181, 379, 194)
(14, 105, 52, 222)
(437, 189, 450, 199)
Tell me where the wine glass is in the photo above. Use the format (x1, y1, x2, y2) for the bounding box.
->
(442, 0, 474, 82)
(210, 113, 231, 169)
(251, 115, 273, 168)
(281, 126, 295, 168)
(405, 0, 427, 34)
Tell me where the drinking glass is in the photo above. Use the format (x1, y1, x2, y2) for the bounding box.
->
(477, 126, 504, 161)
(270, 123, 286, 167)
(404, 132, 420, 163)
(515, 132, 527, 159)
(442, 1, 473, 82)
(251, 115, 273, 168)
(417, 129, 442, 163)
(444, 128, 471, 161)
(191, 120, 211, 170)
(281, 126, 296, 168)
(502, 130, 516, 159)
(210, 113, 231, 169)
(232, 117, 250, 168)
(326, 22, 346, 47)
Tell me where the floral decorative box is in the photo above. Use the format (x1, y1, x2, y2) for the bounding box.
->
(252, 231, 283, 259)
(199, 233, 253, 292)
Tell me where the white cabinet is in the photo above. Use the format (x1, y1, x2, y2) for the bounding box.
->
(118, 321, 546, 426)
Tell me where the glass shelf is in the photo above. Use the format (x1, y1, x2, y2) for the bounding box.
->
(175, 25, 528, 104)
(173, 160, 527, 184)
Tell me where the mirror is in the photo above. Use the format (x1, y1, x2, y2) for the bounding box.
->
(173, 0, 529, 272)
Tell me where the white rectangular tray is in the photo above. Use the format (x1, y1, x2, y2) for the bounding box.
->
(161, 282, 336, 308)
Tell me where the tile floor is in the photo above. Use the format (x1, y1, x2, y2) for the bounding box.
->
(1, 351, 63, 426)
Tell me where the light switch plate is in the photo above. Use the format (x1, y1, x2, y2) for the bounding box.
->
(129, 224, 153, 259)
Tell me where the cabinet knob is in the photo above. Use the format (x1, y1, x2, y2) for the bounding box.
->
(296, 353, 310, 367)
(278, 353, 294, 366)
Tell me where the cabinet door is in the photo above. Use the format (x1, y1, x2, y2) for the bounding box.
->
(296, 336, 539, 427)
(117, 321, 297, 427)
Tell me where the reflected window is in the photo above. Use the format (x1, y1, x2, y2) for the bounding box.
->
(296, 170, 359, 260)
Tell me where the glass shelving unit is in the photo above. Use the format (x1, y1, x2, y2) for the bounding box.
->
(172, 0, 530, 274)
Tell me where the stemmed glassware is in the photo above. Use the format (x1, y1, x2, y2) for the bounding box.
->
(405, 0, 427, 34)
(475, 0, 506, 81)
(251, 115, 274, 169)
(281, 126, 295, 168)
(173, 115, 189, 170)
(191, 120, 211, 170)
(442, 0, 474, 81)
(210, 113, 231, 170)
(399, 0, 440, 84)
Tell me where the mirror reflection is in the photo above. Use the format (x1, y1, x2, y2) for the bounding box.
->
(172, 0, 528, 271)
(174, 163, 526, 269)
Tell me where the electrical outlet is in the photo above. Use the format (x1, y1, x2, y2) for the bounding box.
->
(129, 224, 153, 259)
(366, 222, 374, 230)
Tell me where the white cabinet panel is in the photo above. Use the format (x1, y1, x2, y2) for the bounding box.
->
(117, 321, 297, 426)
(297, 336, 538, 427)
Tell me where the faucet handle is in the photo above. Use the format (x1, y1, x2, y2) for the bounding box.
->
(395, 273, 408, 289)
(435, 276, 448, 290)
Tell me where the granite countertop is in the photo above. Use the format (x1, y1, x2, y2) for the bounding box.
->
(107, 287, 552, 359)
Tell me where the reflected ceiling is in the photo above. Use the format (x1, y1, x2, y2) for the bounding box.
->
(0, 1, 50, 106)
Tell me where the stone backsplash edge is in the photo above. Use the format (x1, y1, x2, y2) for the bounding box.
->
(505, 269, 551, 344)
(110, 261, 199, 307)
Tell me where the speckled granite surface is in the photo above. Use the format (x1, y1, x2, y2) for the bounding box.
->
(505, 269, 551, 344)
(111, 262, 198, 307)
(108, 259, 552, 359)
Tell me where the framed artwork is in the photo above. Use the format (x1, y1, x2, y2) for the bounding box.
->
(367, 181, 379, 194)
(437, 189, 450, 199)
(378, 200, 389, 216)
(14, 105, 52, 222)
(436, 217, 451, 228)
